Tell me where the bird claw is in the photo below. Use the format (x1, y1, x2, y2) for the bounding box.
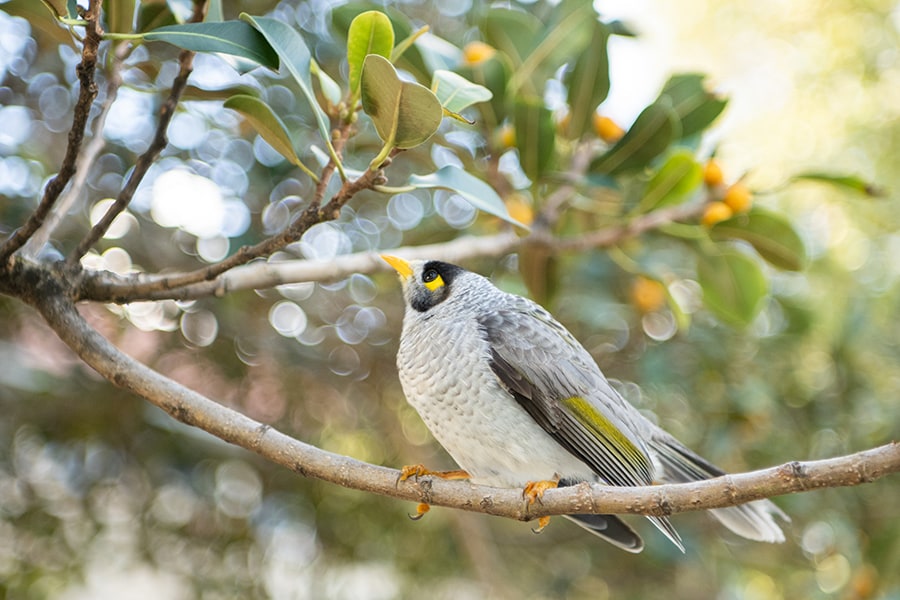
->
(408, 503, 431, 521)
(396, 464, 470, 486)
(531, 516, 552, 534)
(523, 479, 559, 504)
(397, 464, 429, 485)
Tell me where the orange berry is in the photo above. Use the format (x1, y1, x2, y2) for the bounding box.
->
(703, 159, 724, 187)
(592, 114, 624, 143)
(497, 123, 516, 149)
(504, 194, 533, 226)
(701, 201, 733, 227)
(462, 41, 496, 65)
(723, 182, 752, 213)
(631, 277, 667, 313)
(557, 111, 571, 135)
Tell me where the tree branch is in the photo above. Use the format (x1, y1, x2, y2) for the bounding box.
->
(77, 199, 709, 304)
(0, 0, 103, 266)
(13, 259, 899, 531)
(79, 232, 519, 302)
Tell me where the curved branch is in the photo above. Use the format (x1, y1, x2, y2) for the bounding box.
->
(19, 264, 900, 530)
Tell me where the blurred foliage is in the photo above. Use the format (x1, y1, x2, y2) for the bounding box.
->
(1, 0, 899, 598)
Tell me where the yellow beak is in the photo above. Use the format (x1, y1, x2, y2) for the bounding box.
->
(381, 254, 413, 278)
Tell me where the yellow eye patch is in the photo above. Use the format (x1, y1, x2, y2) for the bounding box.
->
(424, 274, 445, 291)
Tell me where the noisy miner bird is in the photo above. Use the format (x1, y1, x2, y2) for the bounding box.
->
(382, 255, 788, 553)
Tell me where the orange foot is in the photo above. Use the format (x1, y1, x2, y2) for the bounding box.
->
(397, 464, 470, 483)
(523, 479, 559, 534)
(397, 464, 470, 521)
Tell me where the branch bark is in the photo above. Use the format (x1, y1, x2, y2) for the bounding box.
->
(13, 260, 899, 530)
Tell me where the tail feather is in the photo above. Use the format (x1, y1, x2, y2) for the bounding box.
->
(649, 432, 789, 544)
(564, 514, 645, 553)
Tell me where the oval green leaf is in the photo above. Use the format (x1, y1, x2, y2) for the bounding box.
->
(697, 246, 768, 327)
(136, 0, 176, 33)
(360, 55, 442, 149)
(510, 0, 595, 92)
(710, 208, 808, 271)
(347, 10, 395, 95)
(514, 98, 556, 182)
(143, 21, 279, 69)
(240, 14, 344, 178)
(431, 70, 492, 121)
(659, 73, 727, 139)
(564, 21, 611, 140)
(638, 150, 703, 213)
(311, 59, 342, 110)
(103, 0, 135, 33)
(224, 94, 300, 166)
(483, 8, 542, 67)
(407, 165, 528, 229)
(590, 101, 679, 175)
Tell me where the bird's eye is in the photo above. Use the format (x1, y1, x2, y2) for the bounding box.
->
(422, 269, 439, 283)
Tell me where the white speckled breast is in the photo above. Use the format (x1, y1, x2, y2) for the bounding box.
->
(396, 280, 594, 488)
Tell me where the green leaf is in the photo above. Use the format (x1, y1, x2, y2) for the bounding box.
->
(514, 99, 556, 182)
(136, 0, 176, 33)
(697, 247, 768, 327)
(792, 172, 885, 197)
(564, 21, 611, 140)
(206, 0, 224, 22)
(143, 21, 279, 69)
(360, 54, 442, 150)
(456, 53, 510, 122)
(181, 84, 260, 102)
(103, 0, 135, 33)
(4, 0, 76, 46)
(224, 95, 299, 165)
(638, 150, 703, 213)
(347, 10, 395, 95)
(510, 0, 596, 92)
(66, 0, 77, 19)
(483, 8, 542, 68)
(311, 60, 343, 110)
(710, 208, 807, 271)
(590, 101, 679, 175)
(659, 74, 727, 139)
(431, 70, 493, 121)
(519, 243, 559, 307)
(407, 165, 528, 229)
(240, 14, 344, 178)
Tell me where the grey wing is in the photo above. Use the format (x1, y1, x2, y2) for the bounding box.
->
(478, 300, 654, 487)
(478, 300, 684, 550)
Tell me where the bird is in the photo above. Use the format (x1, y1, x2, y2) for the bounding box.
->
(382, 254, 788, 553)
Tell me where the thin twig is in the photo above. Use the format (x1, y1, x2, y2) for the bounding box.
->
(557, 200, 709, 252)
(77, 200, 706, 304)
(76, 145, 382, 301)
(67, 50, 196, 265)
(22, 42, 128, 258)
(0, 0, 103, 266)
(78, 233, 519, 302)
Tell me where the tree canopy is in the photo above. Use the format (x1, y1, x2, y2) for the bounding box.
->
(1, 0, 899, 598)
